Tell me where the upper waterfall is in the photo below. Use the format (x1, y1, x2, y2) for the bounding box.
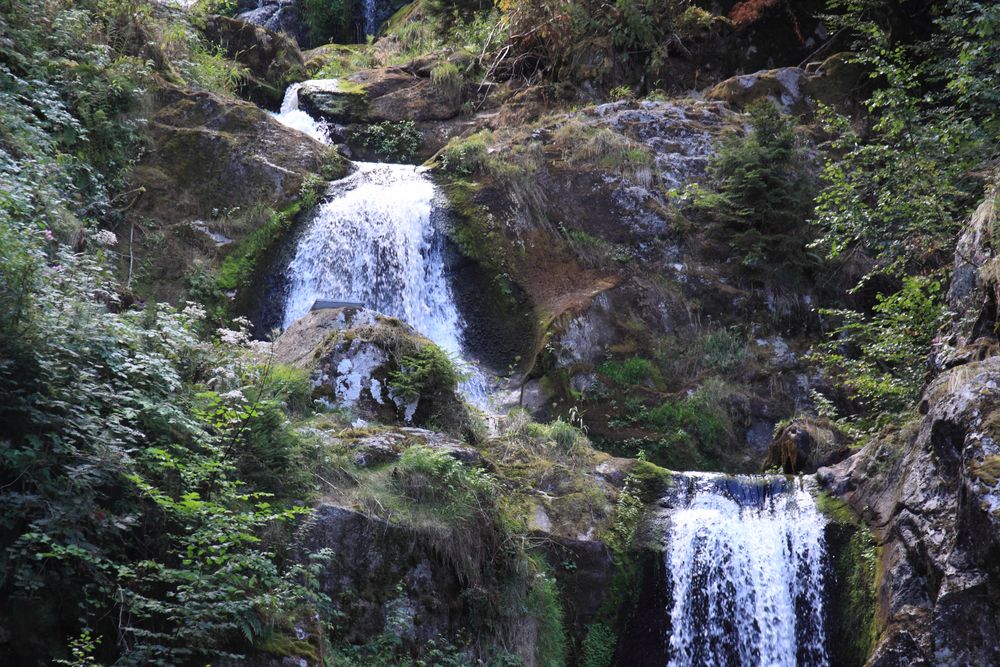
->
(282, 163, 462, 349)
(272, 81, 336, 145)
(665, 474, 829, 666)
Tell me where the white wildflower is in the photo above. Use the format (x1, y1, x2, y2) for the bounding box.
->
(93, 229, 118, 247)
(220, 389, 245, 402)
(217, 328, 248, 345)
(182, 302, 207, 320)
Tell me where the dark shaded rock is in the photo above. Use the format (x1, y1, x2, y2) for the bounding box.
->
(296, 505, 468, 645)
(764, 417, 850, 473)
(613, 548, 670, 667)
(200, 15, 306, 109)
(127, 80, 343, 302)
(236, 0, 311, 49)
(539, 537, 615, 642)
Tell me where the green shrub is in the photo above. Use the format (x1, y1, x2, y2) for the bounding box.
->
(439, 132, 492, 175)
(388, 344, 462, 403)
(597, 356, 657, 386)
(811, 276, 944, 429)
(695, 99, 816, 276)
(699, 328, 747, 372)
(548, 418, 582, 451)
(361, 120, 423, 162)
(389, 446, 496, 522)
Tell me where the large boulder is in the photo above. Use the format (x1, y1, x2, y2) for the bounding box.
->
(763, 417, 850, 473)
(705, 55, 867, 115)
(127, 81, 345, 301)
(273, 308, 472, 432)
(200, 14, 307, 108)
(296, 59, 472, 160)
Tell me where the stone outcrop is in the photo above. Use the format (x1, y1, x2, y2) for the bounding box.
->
(127, 81, 344, 301)
(273, 308, 469, 431)
(236, 0, 311, 49)
(705, 55, 867, 116)
(296, 57, 474, 160)
(819, 185, 1000, 666)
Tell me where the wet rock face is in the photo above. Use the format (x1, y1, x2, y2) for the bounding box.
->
(296, 505, 468, 646)
(820, 359, 1000, 666)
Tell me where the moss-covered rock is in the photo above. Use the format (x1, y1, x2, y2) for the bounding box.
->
(127, 80, 346, 303)
(764, 417, 851, 473)
(274, 308, 477, 435)
(199, 14, 308, 109)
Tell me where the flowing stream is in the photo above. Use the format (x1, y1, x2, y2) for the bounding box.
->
(272, 82, 489, 407)
(664, 474, 829, 666)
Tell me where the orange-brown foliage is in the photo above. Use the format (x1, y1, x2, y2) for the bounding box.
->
(728, 0, 781, 27)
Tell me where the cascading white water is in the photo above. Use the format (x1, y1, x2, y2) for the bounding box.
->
(271, 81, 335, 145)
(281, 161, 490, 406)
(665, 474, 829, 667)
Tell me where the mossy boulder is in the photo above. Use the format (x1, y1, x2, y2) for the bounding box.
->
(127, 81, 346, 302)
(199, 14, 307, 109)
(273, 308, 475, 434)
(705, 56, 868, 116)
(763, 417, 851, 473)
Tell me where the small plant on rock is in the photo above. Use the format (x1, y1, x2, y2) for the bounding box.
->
(361, 120, 423, 162)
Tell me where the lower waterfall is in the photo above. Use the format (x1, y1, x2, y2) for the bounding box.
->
(664, 474, 829, 667)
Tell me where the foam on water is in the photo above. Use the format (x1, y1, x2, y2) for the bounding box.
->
(665, 474, 829, 667)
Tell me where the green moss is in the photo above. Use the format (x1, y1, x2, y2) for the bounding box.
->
(596, 357, 657, 387)
(216, 204, 295, 291)
(259, 633, 318, 661)
(628, 460, 672, 500)
(527, 558, 568, 667)
(820, 490, 880, 666)
(816, 490, 859, 525)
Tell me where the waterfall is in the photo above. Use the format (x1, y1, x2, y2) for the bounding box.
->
(271, 81, 335, 145)
(665, 474, 829, 667)
(281, 161, 490, 406)
(364, 0, 382, 36)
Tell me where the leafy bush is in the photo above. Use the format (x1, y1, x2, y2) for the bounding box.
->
(394, 445, 495, 512)
(811, 276, 944, 428)
(361, 120, 423, 162)
(548, 418, 583, 452)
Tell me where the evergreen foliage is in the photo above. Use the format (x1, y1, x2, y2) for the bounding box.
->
(692, 99, 817, 278)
